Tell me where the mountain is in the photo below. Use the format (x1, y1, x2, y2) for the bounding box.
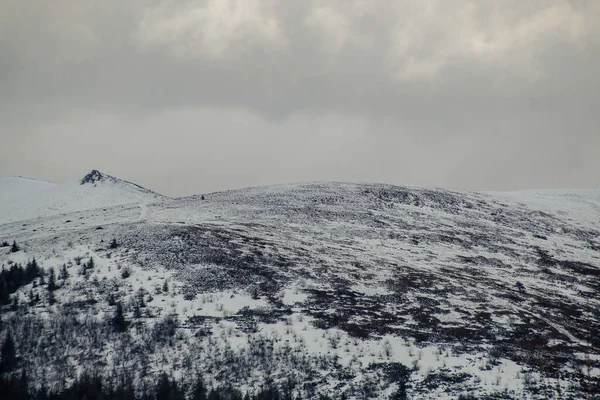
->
(0, 170, 164, 225)
(0, 173, 599, 399)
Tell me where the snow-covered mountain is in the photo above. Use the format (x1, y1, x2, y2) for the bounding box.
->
(0, 170, 163, 225)
(1, 171, 599, 399)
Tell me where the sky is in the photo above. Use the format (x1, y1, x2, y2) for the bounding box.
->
(1, 0, 599, 197)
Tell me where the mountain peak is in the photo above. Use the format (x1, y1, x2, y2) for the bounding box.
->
(80, 170, 116, 185)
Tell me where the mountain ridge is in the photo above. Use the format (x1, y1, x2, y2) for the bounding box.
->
(0, 170, 164, 225)
(1, 173, 599, 399)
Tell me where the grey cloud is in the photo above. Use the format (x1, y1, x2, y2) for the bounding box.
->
(0, 0, 599, 195)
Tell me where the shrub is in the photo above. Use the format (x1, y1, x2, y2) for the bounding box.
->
(121, 266, 132, 279)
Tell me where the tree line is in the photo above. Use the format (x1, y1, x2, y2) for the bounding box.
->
(0, 258, 42, 305)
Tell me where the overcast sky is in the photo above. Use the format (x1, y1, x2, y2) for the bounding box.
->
(1, 0, 599, 196)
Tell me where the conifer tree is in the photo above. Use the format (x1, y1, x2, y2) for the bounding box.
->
(10, 240, 19, 253)
(0, 333, 17, 374)
(207, 389, 221, 400)
(192, 377, 207, 400)
(113, 302, 127, 333)
(25, 258, 39, 282)
(47, 268, 56, 292)
(59, 264, 69, 280)
(28, 289, 36, 306)
(0, 276, 9, 305)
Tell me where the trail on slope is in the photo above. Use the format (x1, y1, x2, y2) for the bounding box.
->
(138, 203, 148, 221)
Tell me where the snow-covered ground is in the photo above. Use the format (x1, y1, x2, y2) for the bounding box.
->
(0, 171, 163, 225)
(1, 171, 599, 399)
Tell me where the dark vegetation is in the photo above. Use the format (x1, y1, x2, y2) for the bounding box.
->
(0, 320, 415, 400)
(1, 184, 600, 398)
(0, 258, 42, 305)
(0, 368, 334, 400)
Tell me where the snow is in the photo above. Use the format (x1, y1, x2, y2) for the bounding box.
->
(486, 188, 600, 229)
(0, 173, 163, 225)
(1, 173, 599, 398)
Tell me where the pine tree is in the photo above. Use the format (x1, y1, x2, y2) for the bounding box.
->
(110, 238, 119, 249)
(0, 333, 17, 374)
(59, 264, 69, 280)
(192, 377, 207, 400)
(25, 258, 40, 282)
(29, 289, 36, 306)
(137, 288, 146, 308)
(47, 268, 56, 305)
(39, 268, 46, 285)
(47, 268, 56, 292)
(10, 240, 19, 253)
(0, 275, 9, 305)
(113, 302, 127, 333)
(48, 290, 55, 306)
(155, 373, 171, 400)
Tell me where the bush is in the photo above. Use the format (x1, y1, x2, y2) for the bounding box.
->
(121, 266, 132, 279)
(153, 314, 178, 343)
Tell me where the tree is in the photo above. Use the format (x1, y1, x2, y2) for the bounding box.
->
(155, 373, 184, 400)
(59, 264, 69, 280)
(47, 268, 56, 292)
(110, 238, 119, 249)
(155, 373, 172, 400)
(10, 240, 19, 253)
(47, 268, 56, 305)
(24, 258, 40, 282)
(0, 333, 17, 374)
(136, 289, 146, 308)
(28, 290, 37, 306)
(192, 377, 207, 400)
(0, 276, 9, 305)
(0, 369, 29, 399)
(113, 302, 127, 333)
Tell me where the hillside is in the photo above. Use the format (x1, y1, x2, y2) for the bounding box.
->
(0, 170, 163, 225)
(0, 173, 599, 399)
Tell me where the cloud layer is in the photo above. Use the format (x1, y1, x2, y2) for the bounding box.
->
(1, 0, 599, 195)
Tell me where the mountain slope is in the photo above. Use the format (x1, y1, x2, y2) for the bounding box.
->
(0, 177, 599, 399)
(0, 170, 164, 225)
